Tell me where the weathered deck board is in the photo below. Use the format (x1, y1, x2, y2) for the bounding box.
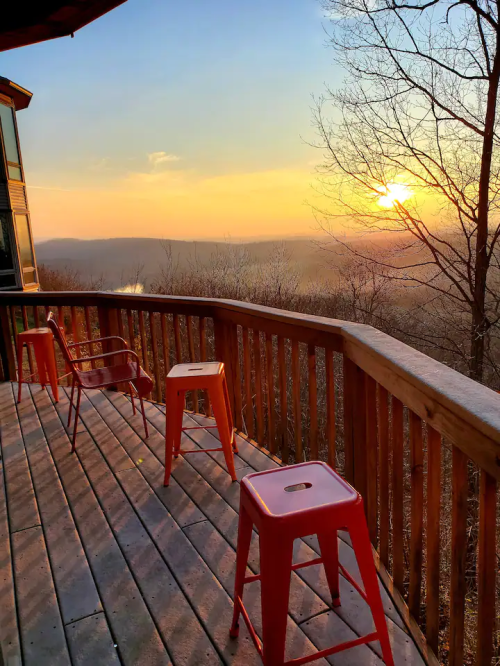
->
(65, 613, 120, 666)
(12, 526, 70, 666)
(0, 383, 426, 666)
(15, 383, 102, 626)
(84, 391, 327, 661)
(0, 457, 21, 665)
(71, 389, 225, 665)
(0, 383, 40, 533)
(30, 386, 171, 666)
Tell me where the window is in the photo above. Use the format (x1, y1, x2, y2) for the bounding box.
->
(0, 103, 22, 181)
(0, 273, 16, 288)
(0, 216, 14, 271)
(15, 214, 34, 269)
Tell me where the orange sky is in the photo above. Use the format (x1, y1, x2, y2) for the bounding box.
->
(28, 166, 324, 240)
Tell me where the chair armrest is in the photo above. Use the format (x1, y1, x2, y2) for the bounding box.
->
(71, 349, 141, 375)
(68, 336, 129, 350)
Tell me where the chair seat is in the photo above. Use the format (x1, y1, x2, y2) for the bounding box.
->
(78, 363, 153, 396)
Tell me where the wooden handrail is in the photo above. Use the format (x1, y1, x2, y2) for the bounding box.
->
(1, 290, 499, 479)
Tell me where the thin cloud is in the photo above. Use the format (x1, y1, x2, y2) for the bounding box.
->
(147, 151, 181, 169)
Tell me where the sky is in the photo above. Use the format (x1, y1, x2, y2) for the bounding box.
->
(1, 0, 339, 241)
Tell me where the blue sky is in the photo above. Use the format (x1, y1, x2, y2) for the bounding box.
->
(1, 0, 339, 239)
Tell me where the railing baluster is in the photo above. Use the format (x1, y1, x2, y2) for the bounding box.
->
(409, 411, 424, 622)
(33, 305, 40, 328)
(149, 311, 161, 403)
(84, 307, 96, 369)
(161, 313, 171, 375)
(126, 310, 136, 353)
(475, 470, 496, 666)
(277, 336, 288, 464)
(199, 317, 209, 416)
(343, 356, 355, 485)
(117, 309, 125, 339)
(186, 316, 198, 412)
(173, 314, 182, 363)
(70, 306, 81, 358)
(229, 324, 243, 430)
(449, 446, 468, 666)
(242, 327, 253, 438)
(138, 310, 151, 399)
(265, 333, 276, 454)
(365, 374, 378, 545)
(291, 339, 302, 463)
(392, 396, 404, 593)
(21, 306, 34, 376)
(325, 349, 335, 468)
(253, 330, 264, 444)
(308, 344, 318, 460)
(378, 385, 390, 567)
(426, 425, 441, 654)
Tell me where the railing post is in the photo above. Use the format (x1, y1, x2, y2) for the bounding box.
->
(214, 317, 236, 420)
(0, 305, 16, 381)
(343, 356, 368, 503)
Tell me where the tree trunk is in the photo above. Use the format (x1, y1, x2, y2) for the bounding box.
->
(470, 41, 500, 382)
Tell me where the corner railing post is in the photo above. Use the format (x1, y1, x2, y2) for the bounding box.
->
(0, 305, 16, 381)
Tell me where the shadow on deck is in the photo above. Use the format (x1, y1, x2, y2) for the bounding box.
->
(0, 382, 424, 665)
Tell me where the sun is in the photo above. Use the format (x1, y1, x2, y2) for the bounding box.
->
(376, 182, 413, 207)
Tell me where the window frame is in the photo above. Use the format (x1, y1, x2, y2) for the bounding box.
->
(0, 97, 25, 183)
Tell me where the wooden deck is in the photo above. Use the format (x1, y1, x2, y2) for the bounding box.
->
(0, 381, 425, 666)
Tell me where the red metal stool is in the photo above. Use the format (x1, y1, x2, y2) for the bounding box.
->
(16, 328, 59, 403)
(163, 361, 238, 486)
(230, 461, 395, 665)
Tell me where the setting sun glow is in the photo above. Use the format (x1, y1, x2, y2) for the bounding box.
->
(377, 182, 413, 207)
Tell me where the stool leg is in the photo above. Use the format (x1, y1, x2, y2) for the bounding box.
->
(230, 503, 253, 638)
(72, 386, 82, 453)
(129, 383, 136, 415)
(139, 395, 149, 438)
(350, 506, 394, 666)
(318, 530, 340, 607)
(68, 378, 76, 428)
(17, 342, 24, 403)
(212, 382, 238, 482)
(222, 372, 237, 453)
(173, 390, 185, 457)
(43, 335, 59, 402)
(164, 384, 182, 486)
(32, 341, 48, 389)
(260, 533, 293, 665)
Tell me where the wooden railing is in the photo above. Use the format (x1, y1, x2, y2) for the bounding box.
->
(0, 291, 499, 666)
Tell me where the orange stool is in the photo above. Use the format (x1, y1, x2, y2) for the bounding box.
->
(16, 328, 59, 403)
(230, 461, 395, 666)
(163, 361, 238, 486)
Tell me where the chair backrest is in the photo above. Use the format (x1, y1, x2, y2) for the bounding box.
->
(47, 311, 80, 380)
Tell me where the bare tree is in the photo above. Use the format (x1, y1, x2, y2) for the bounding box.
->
(315, 0, 500, 382)
(38, 264, 106, 291)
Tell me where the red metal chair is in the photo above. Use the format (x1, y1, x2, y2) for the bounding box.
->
(47, 311, 153, 451)
(230, 461, 395, 665)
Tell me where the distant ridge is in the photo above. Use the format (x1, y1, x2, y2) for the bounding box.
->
(35, 236, 330, 289)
